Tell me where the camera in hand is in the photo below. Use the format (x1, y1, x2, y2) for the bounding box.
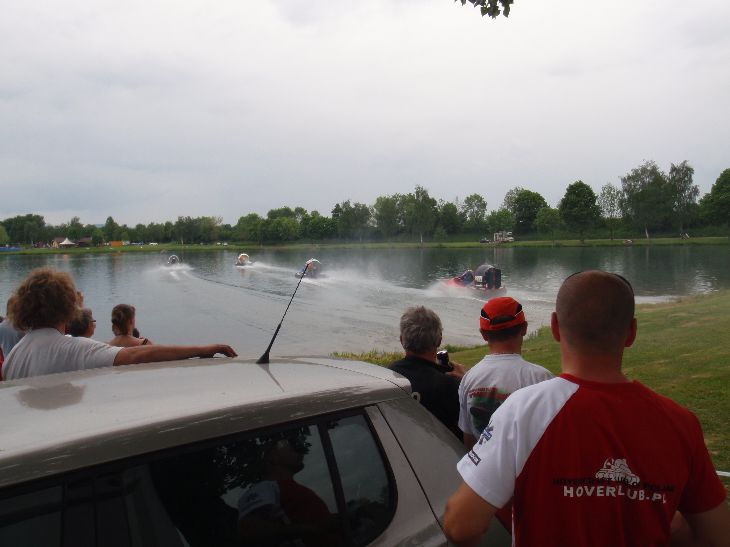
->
(436, 350, 453, 372)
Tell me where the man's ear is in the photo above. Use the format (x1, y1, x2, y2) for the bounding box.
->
(550, 312, 560, 342)
(520, 322, 528, 336)
(625, 317, 637, 348)
(479, 329, 489, 342)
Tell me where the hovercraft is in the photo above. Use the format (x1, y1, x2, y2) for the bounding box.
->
(444, 264, 504, 291)
(234, 253, 251, 267)
(295, 258, 322, 279)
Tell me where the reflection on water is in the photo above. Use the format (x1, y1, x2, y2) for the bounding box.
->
(1, 246, 728, 356)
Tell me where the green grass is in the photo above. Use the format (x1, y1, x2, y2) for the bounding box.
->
(338, 291, 730, 488)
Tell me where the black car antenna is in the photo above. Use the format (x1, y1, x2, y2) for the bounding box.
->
(256, 261, 310, 364)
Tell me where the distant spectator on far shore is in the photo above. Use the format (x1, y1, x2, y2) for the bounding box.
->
(68, 308, 96, 338)
(108, 304, 152, 347)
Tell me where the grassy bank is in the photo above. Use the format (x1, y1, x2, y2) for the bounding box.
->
(3, 236, 729, 255)
(338, 291, 730, 484)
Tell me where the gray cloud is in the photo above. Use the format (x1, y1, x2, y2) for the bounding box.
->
(1, 0, 729, 225)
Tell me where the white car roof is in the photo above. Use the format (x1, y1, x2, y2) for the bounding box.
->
(0, 357, 411, 489)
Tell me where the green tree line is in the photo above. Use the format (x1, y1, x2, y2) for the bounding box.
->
(2, 163, 729, 246)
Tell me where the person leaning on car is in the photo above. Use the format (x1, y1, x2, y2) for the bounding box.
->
(443, 271, 729, 547)
(3, 267, 237, 381)
(388, 306, 466, 441)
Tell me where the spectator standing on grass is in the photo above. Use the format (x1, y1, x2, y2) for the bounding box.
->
(388, 306, 466, 441)
(444, 271, 729, 547)
(458, 297, 552, 450)
(3, 268, 236, 381)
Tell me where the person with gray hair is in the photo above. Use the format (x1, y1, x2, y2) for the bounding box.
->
(389, 306, 466, 440)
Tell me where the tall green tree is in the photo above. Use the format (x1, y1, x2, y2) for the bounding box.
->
(332, 200, 371, 240)
(667, 161, 699, 234)
(235, 213, 265, 244)
(598, 182, 622, 240)
(65, 217, 84, 240)
(402, 186, 438, 244)
(438, 201, 464, 235)
(0, 224, 9, 245)
(620, 160, 673, 239)
(373, 196, 400, 238)
(535, 207, 562, 243)
(559, 181, 600, 242)
(504, 189, 547, 234)
(485, 208, 515, 234)
(103, 216, 120, 242)
(2, 214, 45, 244)
(701, 168, 730, 236)
(90, 228, 103, 246)
(461, 193, 488, 233)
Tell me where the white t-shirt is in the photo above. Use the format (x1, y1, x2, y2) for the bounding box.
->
(458, 353, 553, 438)
(3, 328, 122, 380)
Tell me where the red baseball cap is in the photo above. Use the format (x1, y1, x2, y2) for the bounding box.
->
(480, 297, 526, 331)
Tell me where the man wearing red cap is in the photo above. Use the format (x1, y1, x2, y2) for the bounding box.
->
(458, 296, 552, 450)
(443, 271, 729, 546)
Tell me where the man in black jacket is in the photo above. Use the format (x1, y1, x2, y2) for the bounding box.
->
(389, 306, 466, 440)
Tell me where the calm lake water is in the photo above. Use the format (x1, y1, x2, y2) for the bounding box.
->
(2, 245, 729, 356)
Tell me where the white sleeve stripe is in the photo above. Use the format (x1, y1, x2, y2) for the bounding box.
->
(457, 377, 579, 508)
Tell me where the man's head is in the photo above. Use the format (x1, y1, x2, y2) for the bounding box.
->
(479, 297, 528, 344)
(9, 268, 80, 331)
(553, 270, 635, 355)
(68, 308, 96, 338)
(400, 306, 443, 354)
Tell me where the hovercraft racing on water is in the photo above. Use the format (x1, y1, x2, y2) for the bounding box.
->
(234, 253, 251, 267)
(444, 263, 503, 291)
(295, 258, 322, 278)
(167, 255, 180, 265)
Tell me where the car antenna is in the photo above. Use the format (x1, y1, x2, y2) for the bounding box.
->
(256, 261, 310, 364)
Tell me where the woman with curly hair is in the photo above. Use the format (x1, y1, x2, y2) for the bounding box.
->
(108, 304, 153, 347)
(3, 268, 237, 380)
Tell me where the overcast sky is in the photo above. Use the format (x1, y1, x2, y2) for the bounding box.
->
(1, 0, 729, 226)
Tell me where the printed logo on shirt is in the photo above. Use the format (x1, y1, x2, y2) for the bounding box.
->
(553, 457, 674, 504)
(468, 450, 481, 466)
(595, 458, 640, 485)
(479, 424, 494, 443)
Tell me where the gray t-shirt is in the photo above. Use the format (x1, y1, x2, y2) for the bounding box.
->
(3, 328, 122, 380)
(458, 353, 553, 438)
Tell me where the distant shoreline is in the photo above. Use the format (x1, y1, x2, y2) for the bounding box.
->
(2, 236, 728, 256)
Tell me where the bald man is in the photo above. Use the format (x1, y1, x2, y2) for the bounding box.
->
(443, 271, 729, 547)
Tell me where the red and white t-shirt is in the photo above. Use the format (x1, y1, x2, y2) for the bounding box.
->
(457, 374, 726, 547)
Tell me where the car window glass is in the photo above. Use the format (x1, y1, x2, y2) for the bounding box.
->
(328, 414, 395, 546)
(0, 486, 62, 547)
(144, 422, 341, 547)
(0, 412, 396, 547)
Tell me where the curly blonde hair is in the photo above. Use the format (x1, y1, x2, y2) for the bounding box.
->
(9, 268, 80, 331)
